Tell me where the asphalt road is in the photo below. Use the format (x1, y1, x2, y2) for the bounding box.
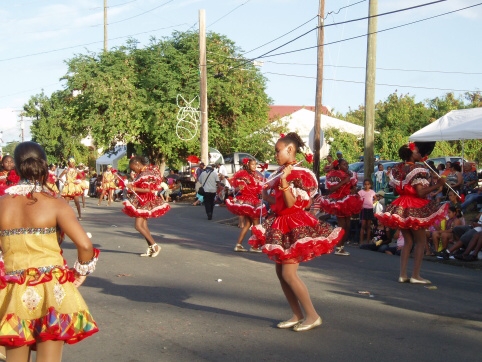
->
(57, 198, 481, 362)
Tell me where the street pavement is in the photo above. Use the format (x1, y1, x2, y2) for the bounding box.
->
(58, 197, 481, 362)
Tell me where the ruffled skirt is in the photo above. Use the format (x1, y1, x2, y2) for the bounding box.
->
(122, 193, 170, 218)
(225, 197, 267, 219)
(319, 194, 363, 217)
(61, 183, 83, 198)
(0, 269, 98, 348)
(249, 210, 344, 263)
(375, 195, 448, 230)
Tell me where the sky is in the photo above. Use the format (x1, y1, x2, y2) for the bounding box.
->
(0, 0, 481, 146)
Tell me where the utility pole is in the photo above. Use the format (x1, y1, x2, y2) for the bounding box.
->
(313, 0, 325, 180)
(199, 10, 208, 165)
(104, 0, 108, 52)
(363, 0, 377, 180)
(19, 114, 25, 142)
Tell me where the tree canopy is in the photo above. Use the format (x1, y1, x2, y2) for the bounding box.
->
(23, 31, 277, 168)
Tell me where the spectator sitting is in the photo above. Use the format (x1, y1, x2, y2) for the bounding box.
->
(431, 206, 464, 255)
(460, 185, 482, 213)
(453, 230, 482, 261)
(157, 177, 171, 201)
(170, 180, 182, 202)
(444, 163, 463, 196)
(384, 228, 404, 256)
(359, 220, 391, 253)
(445, 190, 463, 215)
(439, 213, 482, 260)
(461, 162, 478, 195)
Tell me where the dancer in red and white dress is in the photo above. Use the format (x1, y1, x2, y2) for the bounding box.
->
(318, 159, 363, 256)
(375, 143, 447, 284)
(122, 156, 170, 257)
(226, 158, 266, 252)
(249, 132, 343, 332)
(0, 155, 19, 196)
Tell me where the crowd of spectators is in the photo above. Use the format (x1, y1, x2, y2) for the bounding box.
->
(316, 155, 482, 263)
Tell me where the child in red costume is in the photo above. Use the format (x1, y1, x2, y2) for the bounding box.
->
(249, 132, 343, 332)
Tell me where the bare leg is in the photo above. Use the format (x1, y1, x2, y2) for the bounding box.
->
(73, 196, 81, 219)
(366, 219, 372, 243)
(81, 193, 86, 208)
(36, 340, 63, 362)
(275, 263, 304, 322)
(135, 218, 157, 246)
(400, 229, 413, 279)
(337, 217, 350, 247)
(98, 190, 106, 205)
(108, 189, 114, 205)
(236, 218, 253, 246)
(359, 219, 367, 245)
(278, 263, 320, 325)
(411, 229, 427, 280)
(6, 345, 31, 362)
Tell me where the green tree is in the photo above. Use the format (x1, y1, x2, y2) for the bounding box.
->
(57, 32, 273, 169)
(23, 91, 90, 165)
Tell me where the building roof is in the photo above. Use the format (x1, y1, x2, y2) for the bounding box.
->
(269, 105, 329, 120)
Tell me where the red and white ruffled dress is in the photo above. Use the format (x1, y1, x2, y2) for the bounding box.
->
(248, 167, 344, 263)
(122, 167, 170, 218)
(318, 170, 363, 217)
(0, 170, 20, 196)
(225, 169, 267, 219)
(375, 163, 448, 229)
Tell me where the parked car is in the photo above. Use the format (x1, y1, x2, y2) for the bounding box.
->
(426, 156, 473, 170)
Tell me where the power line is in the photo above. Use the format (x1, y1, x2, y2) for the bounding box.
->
(264, 71, 480, 93)
(228, 0, 448, 73)
(208, 0, 252, 27)
(0, 24, 187, 62)
(108, 0, 176, 25)
(241, 15, 318, 56)
(325, 0, 367, 19)
(264, 61, 482, 76)
(255, 1, 482, 60)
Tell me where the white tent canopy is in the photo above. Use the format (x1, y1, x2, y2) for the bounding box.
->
(409, 108, 482, 141)
(96, 145, 127, 173)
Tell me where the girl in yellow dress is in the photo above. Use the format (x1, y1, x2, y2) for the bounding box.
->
(98, 165, 116, 206)
(0, 142, 99, 362)
(59, 158, 83, 220)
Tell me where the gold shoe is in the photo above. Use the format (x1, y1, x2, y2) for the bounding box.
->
(410, 277, 431, 284)
(277, 319, 303, 329)
(293, 317, 322, 332)
(398, 277, 410, 283)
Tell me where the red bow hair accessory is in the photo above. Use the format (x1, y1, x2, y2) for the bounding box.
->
(242, 158, 250, 165)
(259, 162, 269, 172)
(332, 160, 339, 168)
(408, 142, 416, 151)
(279, 133, 285, 138)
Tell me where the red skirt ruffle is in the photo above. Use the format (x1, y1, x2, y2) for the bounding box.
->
(375, 196, 448, 230)
(0, 307, 98, 348)
(248, 210, 344, 263)
(122, 194, 170, 218)
(319, 194, 363, 217)
(225, 198, 267, 219)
